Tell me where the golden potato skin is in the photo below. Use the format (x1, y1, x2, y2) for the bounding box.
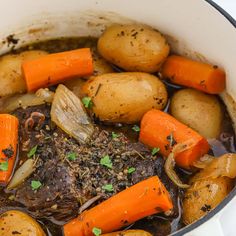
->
(0, 50, 48, 97)
(98, 24, 169, 73)
(170, 89, 222, 138)
(102, 230, 152, 236)
(0, 210, 46, 236)
(92, 49, 114, 77)
(64, 78, 86, 99)
(83, 72, 167, 123)
(183, 177, 233, 225)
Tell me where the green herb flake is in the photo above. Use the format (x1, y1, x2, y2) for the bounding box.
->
(102, 184, 114, 192)
(100, 155, 113, 169)
(128, 167, 136, 174)
(82, 97, 93, 109)
(111, 132, 119, 139)
(152, 147, 160, 156)
(27, 145, 38, 158)
(31, 180, 42, 191)
(0, 161, 8, 171)
(132, 125, 140, 132)
(92, 227, 102, 236)
(66, 152, 77, 161)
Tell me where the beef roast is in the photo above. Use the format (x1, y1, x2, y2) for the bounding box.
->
(11, 105, 179, 222)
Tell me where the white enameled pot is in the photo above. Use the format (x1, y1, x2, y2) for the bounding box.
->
(0, 0, 235, 235)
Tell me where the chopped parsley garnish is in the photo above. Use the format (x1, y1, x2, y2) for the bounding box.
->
(132, 125, 140, 132)
(0, 161, 8, 171)
(27, 145, 38, 158)
(100, 155, 113, 169)
(111, 132, 119, 139)
(92, 227, 102, 236)
(31, 180, 42, 191)
(102, 184, 114, 192)
(82, 97, 93, 108)
(66, 152, 77, 161)
(167, 132, 177, 147)
(128, 167, 136, 174)
(152, 147, 160, 156)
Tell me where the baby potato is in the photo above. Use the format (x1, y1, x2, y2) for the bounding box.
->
(183, 177, 233, 225)
(102, 229, 152, 236)
(91, 49, 114, 77)
(83, 72, 167, 123)
(64, 78, 86, 99)
(0, 210, 45, 236)
(170, 89, 222, 138)
(98, 24, 169, 73)
(0, 50, 48, 97)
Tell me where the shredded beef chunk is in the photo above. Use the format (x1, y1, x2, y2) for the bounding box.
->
(13, 105, 178, 222)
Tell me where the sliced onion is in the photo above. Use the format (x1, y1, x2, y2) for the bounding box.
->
(78, 195, 101, 214)
(191, 153, 236, 183)
(7, 159, 35, 190)
(51, 84, 94, 144)
(0, 88, 54, 113)
(164, 140, 196, 188)
(192, 154, 214, 169)
(165, 153, 190, 188)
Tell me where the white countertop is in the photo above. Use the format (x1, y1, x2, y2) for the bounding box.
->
(214, 0, 236, 19)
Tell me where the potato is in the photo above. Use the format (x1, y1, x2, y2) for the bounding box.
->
(91, 49, 114, 77)
(0, 50, 48, 97)
(0, 210, 45, 236)
(102, 230, 152, 236)
(64, 78, 86, 98)
(98, 24, 169, 73)
(83, 72, 167, 123)
(170, 89, 222, 138)
(182, 177, 233, 225)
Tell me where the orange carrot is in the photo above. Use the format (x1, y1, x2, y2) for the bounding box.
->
(63, 176, 173, 236)
(139, 109, 209, 169)
(161, 55, 226, 94)
(0, 114, 19, 184)
(22, 48, 93, 91)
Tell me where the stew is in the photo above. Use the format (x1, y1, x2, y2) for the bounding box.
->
(0, 24, 235, 236)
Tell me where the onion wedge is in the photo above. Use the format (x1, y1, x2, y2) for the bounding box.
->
(191, 153, 236, 183)
(164, 139, 196, 188)
(7, 159, 35, 190)
(0, 88, 54, 113)
(51, 84, 94, 144)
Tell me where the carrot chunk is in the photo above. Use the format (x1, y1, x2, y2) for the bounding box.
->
(0, 114, 19, 184)
(161, 55, 226, 94)
(139, 109, 209, 168)
(22, 48, 93, 91)
(63, 176, 173, 236)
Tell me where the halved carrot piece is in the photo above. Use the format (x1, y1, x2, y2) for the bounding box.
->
(0, 114, 19, 184)
(139, 109, 209, 169)
(161, 55, 226, 94)
(22, 48, 93, 91)
(63, 176, 173, 236)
